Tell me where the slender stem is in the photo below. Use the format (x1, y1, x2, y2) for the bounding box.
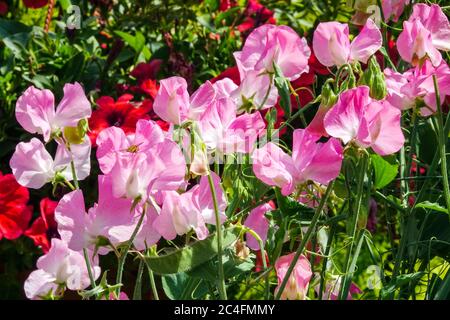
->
(339, 153, 368, 299)
(70, 158, 79, 189)
(83, 248, 96, 289)
(115, 203, 147, 296)
(433, 75, 450, 216)
(274, 181, 335, 300)
(207, 172, 227, 300)
(133, 259, 145, 300)
(245, 227, 269, 299)
(148, 267, 159, 300)
(319, 224, 336, 300)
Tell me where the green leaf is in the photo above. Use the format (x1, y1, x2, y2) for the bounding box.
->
(273, 63, 291, 118)
(371, 154, 399, 189)
(381, 272, 425, 298)
(146, 227, 241, 275)
(416, 201, 449, 214)
(114, 31, 147, 56)
(161, 273, 208, 300)
(0, 19, 31, 38)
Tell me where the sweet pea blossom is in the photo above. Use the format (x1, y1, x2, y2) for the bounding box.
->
(252, 129, 343, 196)
(153, 172, 227, 240)
(198, 90, 266, 155)
(10, 137, 91, 189)
(275, 253, 312, 300)
(55, 176, 143, 253)
(153, 77, 215, 125)
(384, 60, 450, 115)
(96, 119, 186, 200)
(244, 202, 273, 250)
(323, 86, 404, 155)
(397, 4, 450, 67)
(15, 83, 91, 142)
(24, 238, 100, 300)
(235, 24, 311, 81)
(382, 0, 410, 23)
(313, 19, 382, 67)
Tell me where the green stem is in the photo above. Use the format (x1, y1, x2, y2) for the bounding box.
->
(245, 227, 269, 299)
(207, 172, 227, 300)
(433, 75, 450, 216)
(339, 153, 368, 299)
(70, 158, 79, 189)
(274, 181, 335, 300)
(115, 203, 147, 296)
(133, 258, 145, 300)
(83, 248, 96, 289)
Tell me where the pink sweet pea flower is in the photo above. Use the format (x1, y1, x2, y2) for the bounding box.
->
(24, 238, 100, 300)
(323, 86, 404, 155)
(313, 19, 382, 67)
(153, 172, 227, 240)
(15, 83, 91, 142)
(10, 137, 91, 189)
(252, 129, 343, 196)
(55, 176, 140, 253)
(235, 24, 311, 81)
(244, 202, 274, 250)
(397, 20, 442, 67)
(316, 276, 362, 300)
(96, 119, 186, 200)
(382, 0, 410, 23)
(275, 253, 312, 300)
(385, 60, 450, 115)
(408, 4, 450, 53)
(153, 77, 215, 125)
(198, 95, 265, 155)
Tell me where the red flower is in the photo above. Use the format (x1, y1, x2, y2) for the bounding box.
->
(0, 1, 8, 15)
(0, 172, 32, 240)
(210, 66, 241, 85)
(88, 94, 151, 146)
(23, 0, 48, 9)
(130, 60, 163, 84)
(255, 250, 270, 272)
(219, 0, 237, 11)
(24, 198, 58, 253)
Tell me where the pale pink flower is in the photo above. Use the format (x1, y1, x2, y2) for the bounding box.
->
(55, 176, 140, 253)
(153, 172, 227, 240)
(235, 24, 311, 81)
(323, 86, 404, 155)
(275, 253, 312, 300)
(244, 202, 274, 250)
(15, 83, 91, 142)
(24, 238, 100, 299)
(96, 119, 186, 200)
(153, 77, 215, 125)
(313, 19, 382, 67)
(10, 137, 91, 189)
(252, 129, 343, 196)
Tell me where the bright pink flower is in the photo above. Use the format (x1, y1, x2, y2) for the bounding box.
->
(244, 202, 273, 250)
(408, 4, 450, 53)
(25, 198, 59, 253)
(382, 0, 409, 22)
(198, 85, 265, 154)
(153, 77, 215, 125)
(24, 238, 100, 299)
(252, 129, 343, 196)
(55, 176, 139, 253)
(153, 172, 227, 240)
(324, 86, 404, 155)
(10, 137, 91, 189)
(16, 83, 91, 142)
(0, 172, 32, 240)
(275, 253, 312, 300)
(384, 68, 416, 111)
(397, 20, 442, 67)
(313, 19, 382, 67)
(236, 24, 311, 81)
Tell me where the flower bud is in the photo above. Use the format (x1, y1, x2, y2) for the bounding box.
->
(358, 56, 387, 100)
(63, 119, 89, 145)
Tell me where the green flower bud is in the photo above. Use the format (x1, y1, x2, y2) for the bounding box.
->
(358, 56, 387, 100)
(63, 119, 89, 145)
(321, 80, 338, 107)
